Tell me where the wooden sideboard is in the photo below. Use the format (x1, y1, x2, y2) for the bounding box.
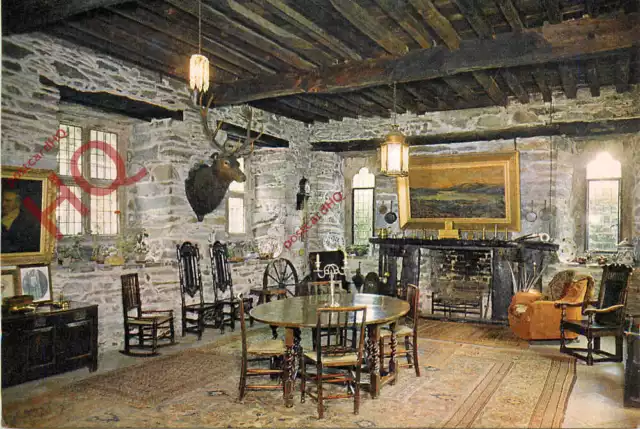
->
(2, 301, 98, 387)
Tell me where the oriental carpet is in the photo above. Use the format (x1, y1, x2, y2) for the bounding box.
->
(3, 326, 574, 428)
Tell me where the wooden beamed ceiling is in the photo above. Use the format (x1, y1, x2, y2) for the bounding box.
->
(3, 0, 639, 123)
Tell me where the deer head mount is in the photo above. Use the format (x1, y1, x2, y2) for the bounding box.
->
(185, 92, 263, 222)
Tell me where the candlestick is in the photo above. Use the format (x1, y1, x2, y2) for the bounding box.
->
(494, 224, 498, 239)
(504, 227, 508, 240)
(482, 227, 486, 240)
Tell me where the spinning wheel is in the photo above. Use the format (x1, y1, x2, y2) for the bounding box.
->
(263, 258, 298, 294)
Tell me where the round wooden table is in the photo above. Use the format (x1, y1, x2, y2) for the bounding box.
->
(251, 293, 410, 407)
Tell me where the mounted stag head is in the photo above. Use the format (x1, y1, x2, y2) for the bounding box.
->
(185, 92, 263, 222)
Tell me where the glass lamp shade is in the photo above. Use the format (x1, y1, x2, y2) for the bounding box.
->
(380, 129, 409, 176)
(189, 54, 210, 93)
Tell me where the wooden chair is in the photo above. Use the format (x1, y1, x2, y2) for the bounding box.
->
(120, 273, 175, 356)
(558, 264, 633, 365)
(176, 242, 219, 340)
(300, 305, 367, 419)
(209, 241, 253, 333)
(238, 294, 286, 402)
(380, 284, 420, 377)
(249, 258, 298, 339)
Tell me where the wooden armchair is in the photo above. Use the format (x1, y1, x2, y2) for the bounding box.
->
(557, 264, 633, 365)
(120, 273, 175, 356)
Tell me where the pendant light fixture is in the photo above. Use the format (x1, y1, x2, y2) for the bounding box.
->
(189, 0, 210, 93)
(380, 82, 409, 176)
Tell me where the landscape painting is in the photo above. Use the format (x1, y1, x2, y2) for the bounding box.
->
(397, 152, 521, 231)
(409, 165, 506, 219)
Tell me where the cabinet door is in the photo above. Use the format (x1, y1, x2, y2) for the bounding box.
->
(58, 319, 94, 370)
(25, 324, 58, 380)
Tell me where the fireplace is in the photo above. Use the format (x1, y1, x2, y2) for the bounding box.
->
(371, 238, 558, 323)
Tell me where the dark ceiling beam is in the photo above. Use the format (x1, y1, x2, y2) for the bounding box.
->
(543, 0, 562, 24)
(93, 13, 244, 78)
(451, 0, 494, 39)
(501, 70, 530, 103)
(615, 52, 631, 93)
(263, 0, 362, 61)
(471, 71, 508, 106)
(341, 93, 391, 117)
(531, 67, 552, 102)
(250, 99, 317, 123)
(373, 0, 433, 48)
(318, 95, 363, 117)
(300, 96, 358, 119)
(216, 0, 334, 66)
(2, 0, 130, 34)
(397, 87, 430, 114)
(50, 24, 187, 79)
(407, 0, 507, 108)
(280, 97, 340, 121)
(442, 77, 477, 102)
(402, 84, 443, 110)
(328, 0, 409, 55)
(165, 0, 317, 71)
(494, 0, 524, 31)
(587, 60, 600, 96)
(363, 89, 402, 112)
(311, 117, 640, 151)
(211, 14, 640, 105)
(40, 76, 183, 121)
(219, 122, 289, 148)
(107, 5, 276, 76)
(558, 64, 578, 99)
(410, 0, 461, 49)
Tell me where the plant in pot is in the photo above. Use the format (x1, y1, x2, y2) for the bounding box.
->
(88, 229, 108, 264)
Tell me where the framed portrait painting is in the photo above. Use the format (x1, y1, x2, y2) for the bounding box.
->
(397, 152, 521, 231)
(1, 166, 57, 265)
(1, 269, 20, 299)
(19, 264, 52, 303)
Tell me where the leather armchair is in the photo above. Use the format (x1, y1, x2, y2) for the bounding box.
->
(508, 274, 594, 340)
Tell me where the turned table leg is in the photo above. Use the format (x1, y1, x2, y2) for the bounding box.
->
(367, 324, 381, 398)
(284, 327, 295, 407)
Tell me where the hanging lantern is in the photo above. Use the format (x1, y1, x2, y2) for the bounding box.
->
(380, 125, 409, 176)
(189, 54, 210, 93)
(380, 82, 409, 176)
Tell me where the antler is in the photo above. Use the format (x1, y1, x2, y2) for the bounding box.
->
(233, 105, 264, 157)
(191, 91, 227, 153)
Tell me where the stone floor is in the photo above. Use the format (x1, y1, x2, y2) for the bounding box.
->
(2, 326, 640, 428)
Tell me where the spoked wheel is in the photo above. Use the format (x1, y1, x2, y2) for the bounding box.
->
(263, 258, 299, 294)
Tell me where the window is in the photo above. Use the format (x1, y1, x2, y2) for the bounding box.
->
(352, 167, 375, 245)
(586, 152, 621, 251)
(227, 158, 245, 235)
(57, 123, 123, 236)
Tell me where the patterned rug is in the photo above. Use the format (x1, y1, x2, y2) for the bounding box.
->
(418, 319, 529, 349)
(3, 328, 574, 428)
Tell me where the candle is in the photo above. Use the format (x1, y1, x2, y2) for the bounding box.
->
(494, 224, 498, 238)
(316, 253, 320, 268)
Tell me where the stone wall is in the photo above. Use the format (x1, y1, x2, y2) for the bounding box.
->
(1, 32, 344, 353)
(327, 87, 640, 314)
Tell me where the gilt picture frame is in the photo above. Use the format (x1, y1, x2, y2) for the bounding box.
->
(397, 152, 521, 231)
(1, 268, 20, 299)
(1, 166, 57, 266)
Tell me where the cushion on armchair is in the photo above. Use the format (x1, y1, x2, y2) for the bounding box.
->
(508, 275, 592, 340)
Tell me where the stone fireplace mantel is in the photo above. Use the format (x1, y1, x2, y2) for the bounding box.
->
(370, 238, 559, 322)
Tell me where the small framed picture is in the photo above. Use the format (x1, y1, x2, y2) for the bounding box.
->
(1, 269, 20, 299)
(19, 264, 52, 302)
